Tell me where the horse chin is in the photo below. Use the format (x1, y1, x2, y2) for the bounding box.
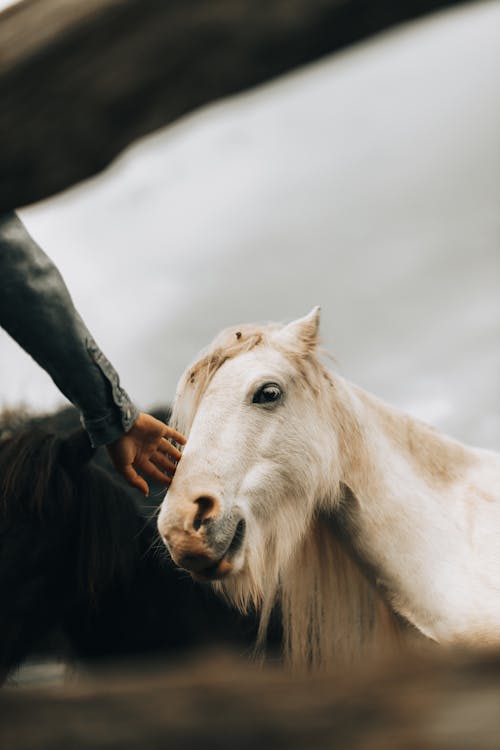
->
(190, 544, 247, 582)
(190, 555, 235, 582)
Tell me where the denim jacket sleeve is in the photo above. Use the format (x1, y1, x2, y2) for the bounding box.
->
(0, 212, 139, 446)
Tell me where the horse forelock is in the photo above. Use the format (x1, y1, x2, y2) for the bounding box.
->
(172, 326, 263, 434)
(172, 321, 330, 436)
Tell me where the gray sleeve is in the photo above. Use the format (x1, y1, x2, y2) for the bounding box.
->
(0, 212, 139, 446)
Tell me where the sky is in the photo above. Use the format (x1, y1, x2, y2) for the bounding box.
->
(1, 1, 499, 450)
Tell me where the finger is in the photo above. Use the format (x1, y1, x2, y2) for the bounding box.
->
(163, 426, 186, 445)
(159, 438, 182, 461)
(137, 458, 172, 486)
(152, 452, 177, 475)
(121, 464, 149, 496)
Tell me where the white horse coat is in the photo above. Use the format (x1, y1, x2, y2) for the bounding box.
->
(158, 309, 500, 669)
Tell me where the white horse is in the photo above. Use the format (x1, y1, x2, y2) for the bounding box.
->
(158, 308, 500, 670)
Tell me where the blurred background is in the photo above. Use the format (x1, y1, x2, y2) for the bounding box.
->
(1, 0, 499, 449)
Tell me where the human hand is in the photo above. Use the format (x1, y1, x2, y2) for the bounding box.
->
(106, 412, 186, 495)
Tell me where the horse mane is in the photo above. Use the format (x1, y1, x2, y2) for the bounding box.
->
(279, 513, 408, 671)
(0, 423, 140, 599)
(254, 484, 407, 670)
(174, 320, 407, 669)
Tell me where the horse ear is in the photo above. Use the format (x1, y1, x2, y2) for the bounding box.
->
(279, 306, 321, 353)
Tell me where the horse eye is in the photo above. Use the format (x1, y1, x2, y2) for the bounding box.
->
(252, 383, 283, 405)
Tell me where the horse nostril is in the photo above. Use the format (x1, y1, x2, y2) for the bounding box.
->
(228, 518, 245, 556)
(192, 495, 218, 531)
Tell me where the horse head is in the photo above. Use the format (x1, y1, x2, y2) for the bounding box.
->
(158, 308, 343, 610)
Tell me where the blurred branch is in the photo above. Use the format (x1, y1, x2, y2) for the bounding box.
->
(0, 0, 467, 211)
(1, 651, 500, 748)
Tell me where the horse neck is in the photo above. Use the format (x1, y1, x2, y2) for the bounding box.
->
(264, 369, 471, 671)
(328, 378, 477, 635)
(335, 380, 474, 503)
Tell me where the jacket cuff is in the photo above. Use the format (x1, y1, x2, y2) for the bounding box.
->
(83, 336, 140, 446)
(80, 411, 127, 447)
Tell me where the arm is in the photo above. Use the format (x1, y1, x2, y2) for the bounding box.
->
(0, 211, 136, 445)
(0, 212, 184, 493)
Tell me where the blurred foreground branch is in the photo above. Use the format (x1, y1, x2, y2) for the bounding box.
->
(2, 650, 500, 748)
(0, 0, 466, 211)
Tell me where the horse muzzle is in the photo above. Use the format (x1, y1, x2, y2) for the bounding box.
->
(158, 495, 246, 582)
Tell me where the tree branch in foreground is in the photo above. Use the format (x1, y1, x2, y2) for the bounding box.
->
(0, 0, 466, 211)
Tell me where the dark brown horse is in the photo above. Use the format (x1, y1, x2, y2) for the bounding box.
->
(0, 406, 270, 683)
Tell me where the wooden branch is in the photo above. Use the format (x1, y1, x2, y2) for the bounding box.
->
(0, 0, 467, 212)
(1, 650, 500, 748)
